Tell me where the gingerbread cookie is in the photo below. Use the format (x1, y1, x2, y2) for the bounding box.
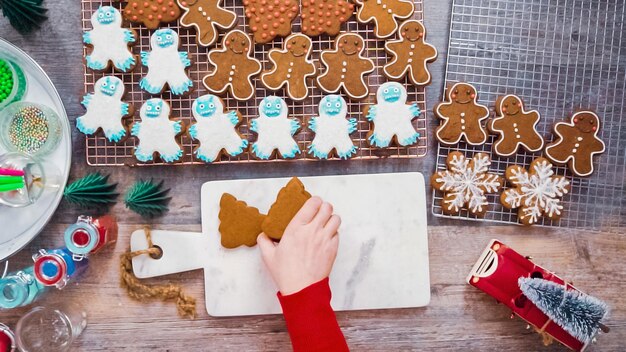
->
(261, 34, 316, 101)
(131, 98, 183, 163)
(489, 94, 544, 156)
(544, 111, 606, 177)
(244, 0, 299, 43)
(317, 33, 375, 100)
(262, 177, 312, 240)
(365, 82, 420, 147)
(250, 96, 300, 159)
(219, 193, 266, 248)
(301, 0, 354, 37)
(123, 0, 181, 29)
(140, 29, 193, 96)
(384, 20, 437, 86)
(77, 76, 133, 143)
(189, 94, 248, 163)
(203, 30, 262, 101)
(431, 152, 502, 216)
(501, 157, 570, 225)
(308, 95, 357, 159)
(177, 0, 237, 47)
(83, 6, 137, 73)
(354, 0, 413, 38)
(435, 82, 489, 145)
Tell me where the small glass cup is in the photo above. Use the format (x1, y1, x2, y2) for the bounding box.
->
(0, 102, 61, 157)
(0, 58, 27, 110)
(0, 152, 61, 208)
(15, 303, 87, 352)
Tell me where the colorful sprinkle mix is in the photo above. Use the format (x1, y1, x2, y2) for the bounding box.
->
(0, 60, 14, 103)
(8, 106, 50, 154)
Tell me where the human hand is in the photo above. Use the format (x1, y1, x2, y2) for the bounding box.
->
(257, 196, 341, 295)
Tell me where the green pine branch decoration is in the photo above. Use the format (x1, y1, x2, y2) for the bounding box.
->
(0, 0, 48, 33)
(64, 173, 118, 208)
(124, 179, 171, 218)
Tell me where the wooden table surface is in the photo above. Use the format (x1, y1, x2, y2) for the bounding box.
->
(1, 0, 624, 351)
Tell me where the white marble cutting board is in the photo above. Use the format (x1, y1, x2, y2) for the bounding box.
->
(131, 172, 430, 317)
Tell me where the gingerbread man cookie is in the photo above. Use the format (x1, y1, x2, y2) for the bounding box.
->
(384, 20, 437, 86)
(177, 0, 237, 47)
(317, 33, 375, 100)
(261, 34, 316, 101)
(301, 0, 354, 37)
(123, 0, 181, 30)
(544, 111, 606, 177)
(244, 0, 299, 43)
(203, 30, 262, 101)
(434, 82, 489, 145)
(354, 0, 413, 38)
(489, 94, 544, 156)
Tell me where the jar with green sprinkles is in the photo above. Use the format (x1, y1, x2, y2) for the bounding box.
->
(0, 58, 27, 110)
(0, 102, 61, 157)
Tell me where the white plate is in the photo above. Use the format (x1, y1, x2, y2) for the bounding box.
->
(0, 38, 71, 260)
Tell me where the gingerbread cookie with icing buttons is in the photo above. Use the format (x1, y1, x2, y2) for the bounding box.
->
(489, 94, 544, 156)
(544, 111, 606, 177)
(123, 0, 181, 30)
(354, 0, 414, 38)
(317, 33, 375, 100)
(384, 20, 437, 86)
(301, 0, 354, 37)
(434, 82, 490, 145)
(244, 0, 299, 43)
(177, 0, 237, 47)
(203, 30, 262, 101)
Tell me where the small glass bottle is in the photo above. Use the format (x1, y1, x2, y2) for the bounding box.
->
(64, 215, 118, 257)
(32, 248, 88, 289)
(15, 303, 87, 352)
(0, 266, 46, 309)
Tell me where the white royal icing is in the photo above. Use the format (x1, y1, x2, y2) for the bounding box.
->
(308, 95, 357, 159)
(83, 6, 135, 72)
(140, 29, 193, 95)
(77, 76, 130, 142)
(383, 20, 438, 85)
(250, 96, 300, 159)
(131, 98, 183, 163)
(367, 82, 420, 147)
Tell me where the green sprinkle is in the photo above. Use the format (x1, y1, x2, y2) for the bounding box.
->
(0, 60, 14, 104)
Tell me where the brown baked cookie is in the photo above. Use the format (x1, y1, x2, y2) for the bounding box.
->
(123, 0, 181, 29)
(218, 193, 266, 248)
(261, 34, 316, 101)
(262, 177, 312, 240)
(317, 33, 375, 100)
(177, 0, 237, 47)
(301, 0, 354, 37)
(489, 94, 544, 156)
(354, 0, 413, 38)
(544, 111, 606, 177)
(244, 0, 299, 43)
(384, 20, 437, 86)
(203, 30, 262, 101)
(434, 82, 490, 145)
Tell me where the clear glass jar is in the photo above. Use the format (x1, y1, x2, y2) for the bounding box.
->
(0, 58, 27, 110)
(15, 303, 87, 352)
(0, 102, 61, 157)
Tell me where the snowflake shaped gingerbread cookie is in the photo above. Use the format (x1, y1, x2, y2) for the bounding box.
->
(250, 96, 300, 159)
(308, 95, 357, 159)
(431, 152, 503, 216)
(501, 157, 570, 225)
(83, 6, 136, 72)
(140, 29, 193, 95)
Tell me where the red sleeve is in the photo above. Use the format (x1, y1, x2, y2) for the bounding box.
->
(278, 278, 349, 352)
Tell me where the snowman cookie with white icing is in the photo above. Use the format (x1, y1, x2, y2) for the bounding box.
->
(189, 94, 248, 163)
(365, 82, 421, 147)
(131, 98, 184, 163)
(77, 76, 132, 143)
(83, 6, 137, 72)
(308, 95, 357, 159)
(140, 29, 193, 96)
(250, 96, 300, 159)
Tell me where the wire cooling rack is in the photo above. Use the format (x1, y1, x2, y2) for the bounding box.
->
(433, 0, 626, 232)
(81, 0, 428, 165)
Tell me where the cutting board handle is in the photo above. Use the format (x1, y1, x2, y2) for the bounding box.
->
(130, 229, 207, 279)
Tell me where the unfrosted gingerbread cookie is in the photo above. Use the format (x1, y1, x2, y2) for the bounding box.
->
(219, 193, 266, 248)
(489, 94, 544, 156)
(434, 82, 489, 145)
(131, 98, 183, 163)
(501, 157, 570, 225)
(123, 0, 181, 29)
(365, 82, 420, 147)
(203, 30, 262, 101)
(308, 95, 357, 159)
(317, 33, 375, 100)
(189, 94, 248, 163)
(384, 20, 437, 86)
(301, 0, 354, 37)
(77, 76, 133, 143)
(544, 111, 606, 177)
(83, 6, 137, 72)
(261, 34, 316, 101)
(262, 177, 312, 240)
(354, 0, 413, 38)
(140, 29, 193, 96)
(250, 96, 300, 159)
(177, 0, 237, 47)
(244, 0, 299, 43)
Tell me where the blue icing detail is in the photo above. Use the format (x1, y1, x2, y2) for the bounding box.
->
(115, 56, 135, 72)
(81, 94, 92, 108)
(195, 150, 215, 163)
(251, 143, 270, 159)
(95, 6, 116, 25)
(124, 29, 135, 43)
(188, 124, 198, 139)
(134, 147, 153, 162)
(366, 105, 377, 121)
(368, 133, 391, 148)
(83, 32, 91, 45)
(410, 103, 421, 117)
(347, 118, 357, 134)
(281, 145, 300, 159)
(144, 99, 163, 117)
(320, 95, 343, 116)
(131, 123, 141, 136)
(155, 29, 176, 48)
(249, 120, 258, 133)
(140, 51, 150, 66)
(308, 144, 329, 159)
(170, 79, 193, 96)
(227, 111, 238, 125)
(173, 121, 182, 134)
(140, 78, 162, 94)
(400, 132, 420, 146)
(76, 118, 96, 135)
(121, 102, 130, 116)
(107, 128, 127, 143)
(195, 95, 217, 117)
(98, 76, 120, 96)
(160, 149, 183, 163)
(239, 139, 249, 152)
(86, 56, 106, 70)
(337, 145, 357, 159)
(381, 83, 403, 103)
(260, 96, 283, 117)
(308, 116, 318, 132)
(290, 119, 300, 135)
(179, 52, 191, 67)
